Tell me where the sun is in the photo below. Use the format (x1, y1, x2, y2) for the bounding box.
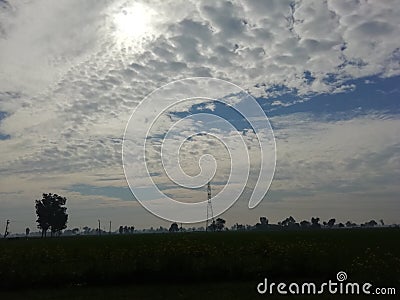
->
(114, 3, 153, 40)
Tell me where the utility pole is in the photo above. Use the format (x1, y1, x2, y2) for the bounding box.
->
(3, 219, 10, 238)
(206, 181, 214, 232)
(98, 219, 101, 236)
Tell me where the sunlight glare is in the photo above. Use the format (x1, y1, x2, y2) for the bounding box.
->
(114, 3, 153, 40)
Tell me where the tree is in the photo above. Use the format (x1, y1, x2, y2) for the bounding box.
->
(83, 226, 91, 235)
(169, 223, 179, 232)
(327, 218, 336, 228)
(311, 217, 321, 228)
(215, 218, 226, 231)
(25, 227, 30, 237)
(365, 220, 378, 227)
(345, 221, 357, 227)
(232, 223, 245, 231)
(281, 216, 297, 227)
(207, 220, 217, 231)
(260, 217, 268, 226)
(255, 217, 269, 230)
(35, 193, 68, 237)
(300, 220, 310, 228)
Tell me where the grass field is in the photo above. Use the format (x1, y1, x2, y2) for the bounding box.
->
(0, 228, 399, 299)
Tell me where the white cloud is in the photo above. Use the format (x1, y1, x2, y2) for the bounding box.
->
(271, 100, 292, 107)
(0, 0, 399, 230)
(270, 113, 400, 194)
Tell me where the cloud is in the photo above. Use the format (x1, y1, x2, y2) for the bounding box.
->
(0, 0, 399, 229)
(270, 113, 400, 195)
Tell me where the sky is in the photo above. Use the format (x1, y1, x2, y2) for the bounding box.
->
(0, 0, 399, 233)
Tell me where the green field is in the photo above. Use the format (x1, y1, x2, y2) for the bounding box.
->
(0, 228, 399, 299)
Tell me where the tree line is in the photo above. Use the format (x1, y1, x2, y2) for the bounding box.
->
(19, 193, 396, 238)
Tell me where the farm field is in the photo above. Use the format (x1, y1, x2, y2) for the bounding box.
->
(0, 228, 399, 299)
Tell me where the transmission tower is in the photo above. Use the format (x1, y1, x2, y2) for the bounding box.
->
(206, 181, 214, 231)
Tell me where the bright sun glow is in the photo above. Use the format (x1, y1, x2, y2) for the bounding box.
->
(114, 4, 153, 40)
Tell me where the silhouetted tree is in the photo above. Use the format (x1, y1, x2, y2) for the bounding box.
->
(311, 217, 321, 228)
(207, 220, 217, 231)
(338, 223, 344, 228)
(169, 223, 179, 232)
(215, 218, 226, 231)
(35, 193, 68, 237)
(300, 220, 310, 228)
(157, 226, 167, 232)
(25, 227, 30, 237)
(255, 217, 269, 230)
(365, 220, 378, 227)
(232, 223, 245, 231)
(83, 226, 91, 235)
(380, 219, 384, 226)
(281, 216, 297, 227)
(327, 218, 336, 228)
(345, 221, 357, 227)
